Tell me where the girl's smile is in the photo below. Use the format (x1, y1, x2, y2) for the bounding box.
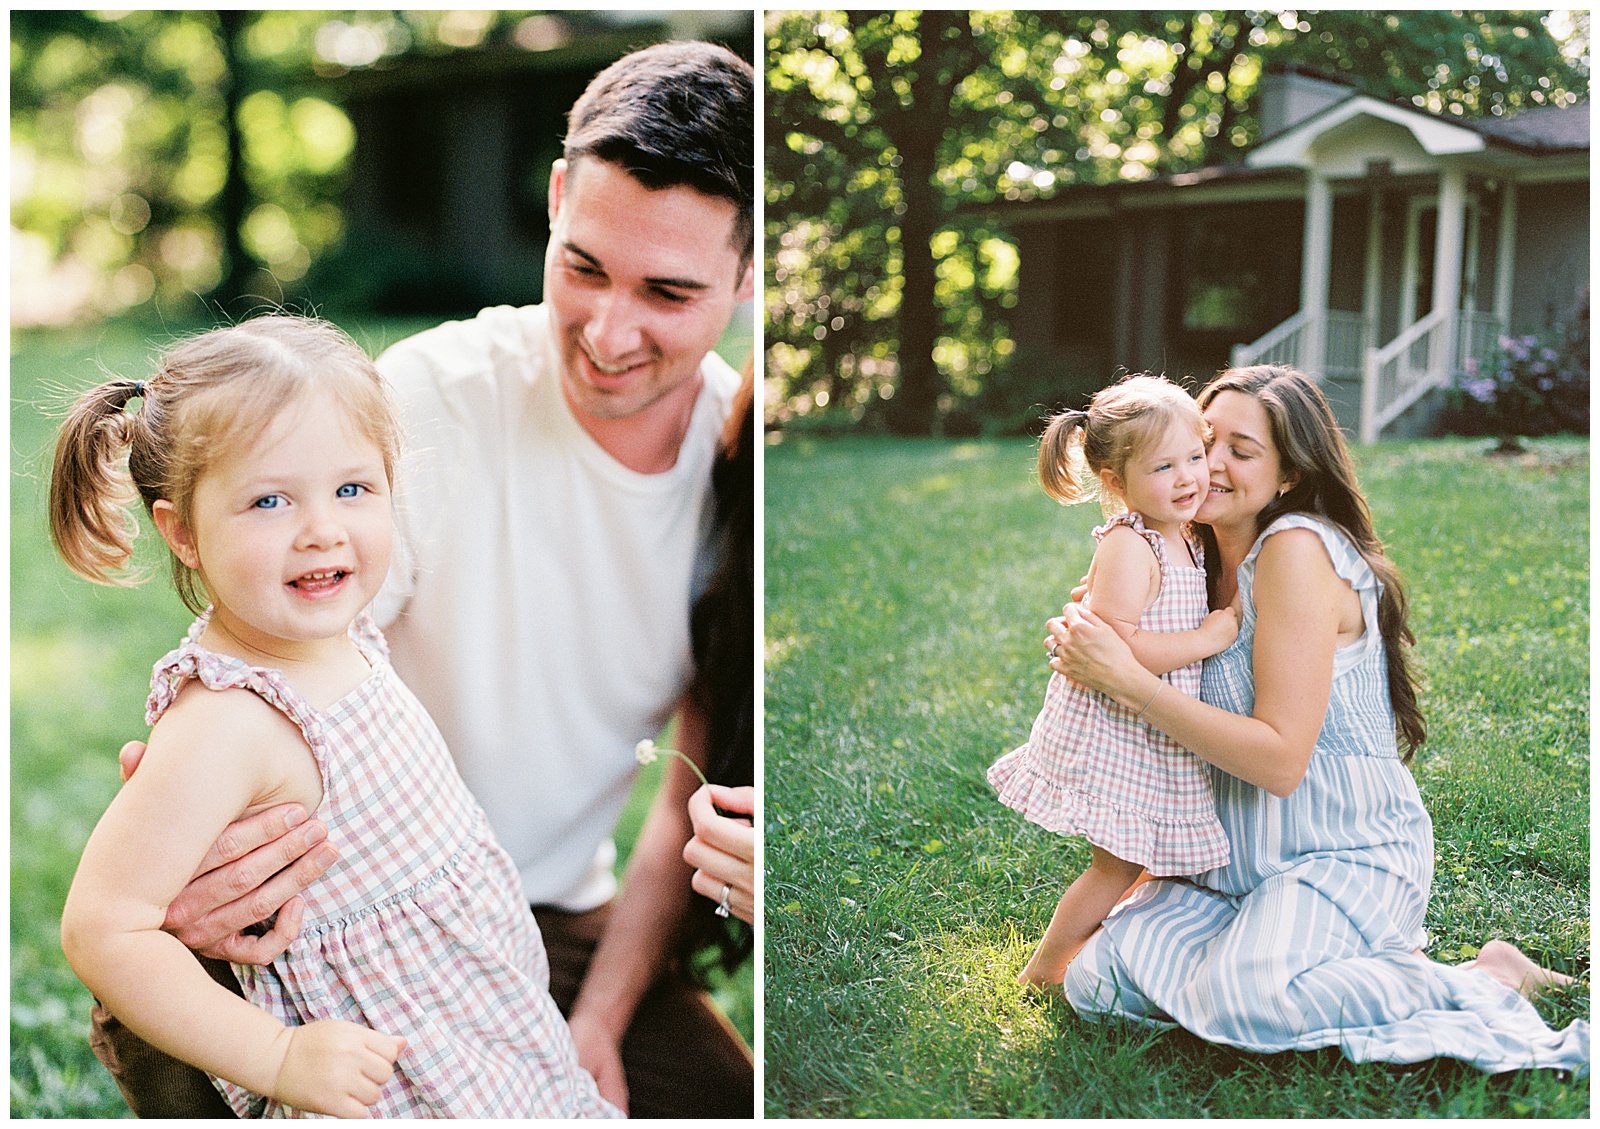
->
(154, 390, 393, 665)
(288, 569, 352, 595)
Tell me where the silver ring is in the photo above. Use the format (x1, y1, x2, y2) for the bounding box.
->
(1049, 642, 1059, 659)
(715, 883, 732, 918)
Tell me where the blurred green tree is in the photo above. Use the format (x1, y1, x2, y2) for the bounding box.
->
(10, 10, 572, 324)
(14, 11, 337, 321)
(766, 9, 1590, 435)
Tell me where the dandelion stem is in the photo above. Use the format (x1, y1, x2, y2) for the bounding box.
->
(635, 739, 710, 788)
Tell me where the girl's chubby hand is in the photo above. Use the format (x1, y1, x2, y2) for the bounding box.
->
(1198, 605, 1239, 653)
(273, 1019, 405, 1118)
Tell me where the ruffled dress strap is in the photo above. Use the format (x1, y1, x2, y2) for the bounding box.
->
(1245, 513, 1381, 677)
(349, 606, 390, 664)
(1093, 510, 1166, 566)
(1094, 510, 1204, 576)
(146, 609, 330, 770)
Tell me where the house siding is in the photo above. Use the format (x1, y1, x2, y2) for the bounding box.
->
(1511, 180, 1590, 333)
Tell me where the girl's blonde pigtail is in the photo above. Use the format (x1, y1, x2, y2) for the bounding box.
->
(50, 380, 150, 585)
(1037, 409, 1090, 505)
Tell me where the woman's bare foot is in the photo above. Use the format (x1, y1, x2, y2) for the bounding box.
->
(1462, 939, 1575, 998)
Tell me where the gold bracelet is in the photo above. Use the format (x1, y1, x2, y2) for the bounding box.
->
(1135, 682, 1163, 720)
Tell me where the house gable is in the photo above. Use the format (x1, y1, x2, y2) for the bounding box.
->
(1250, 95, 1488, 169)
(1302, 115, 1468, 179)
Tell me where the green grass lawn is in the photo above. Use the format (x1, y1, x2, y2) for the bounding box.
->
(764, 433, 1589, 1118)
(10, 314, 753, 1118)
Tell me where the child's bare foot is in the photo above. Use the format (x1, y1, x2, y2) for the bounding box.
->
(1462, 939, 1575, 998)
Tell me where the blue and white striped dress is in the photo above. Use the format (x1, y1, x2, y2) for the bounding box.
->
(1064, 514, 1589, 1074)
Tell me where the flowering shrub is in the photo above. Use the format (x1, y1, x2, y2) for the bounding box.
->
(1445, 293, 1589, 441)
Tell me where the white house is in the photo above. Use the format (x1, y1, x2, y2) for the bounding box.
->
(996, 64, 1589, 439)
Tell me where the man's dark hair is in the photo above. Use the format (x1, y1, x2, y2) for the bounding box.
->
(565, 41, 753, 263)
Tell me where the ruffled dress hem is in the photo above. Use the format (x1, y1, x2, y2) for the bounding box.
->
(989, 746, 1232, 876)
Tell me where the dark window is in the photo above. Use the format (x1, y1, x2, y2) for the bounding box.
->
(372, 92, 448, 236)
(1166, 200, 1303, 377)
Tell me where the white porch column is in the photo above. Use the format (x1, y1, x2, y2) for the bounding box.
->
(1493, 180, 1518, 327)
(1358, 187, 1384, 443)
(1299, 170, 1332, 378)
(1432, 166, 1467, 378)
(1432, 168, 1467, 314)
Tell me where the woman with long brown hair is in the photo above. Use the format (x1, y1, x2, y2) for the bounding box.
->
(1046, 365, 1585, 1074)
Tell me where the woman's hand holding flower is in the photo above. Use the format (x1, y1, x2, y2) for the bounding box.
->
(683, 785, 754, 924)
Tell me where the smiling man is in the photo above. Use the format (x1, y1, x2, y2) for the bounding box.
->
(91, 41, 755, 1119)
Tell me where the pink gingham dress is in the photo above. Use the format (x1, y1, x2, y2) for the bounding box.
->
(989, 511, 1230, 875)
(147, 612, 620, 1119)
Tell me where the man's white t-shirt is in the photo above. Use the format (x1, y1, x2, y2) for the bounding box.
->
(370, 303, 739, 911)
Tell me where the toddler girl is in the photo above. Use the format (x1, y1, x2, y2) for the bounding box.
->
(989, 374, 1237, 987)
(53, 316, 619, 1118)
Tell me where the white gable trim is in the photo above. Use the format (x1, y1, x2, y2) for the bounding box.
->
(1248, 96, 1486, 169)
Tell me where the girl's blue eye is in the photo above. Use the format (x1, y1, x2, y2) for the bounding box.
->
(336, 483, 363, 499)
(253, 494, 283, 510)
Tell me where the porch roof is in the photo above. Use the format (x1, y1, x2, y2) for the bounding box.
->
(1467, 102, 1590, 152)
(966, 163, 1301, 220)
(977, 96, 1588, 221)
(1249, 94, 1589, 169)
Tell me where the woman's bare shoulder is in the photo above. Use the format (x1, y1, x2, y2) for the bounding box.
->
(1255, 524, 1339, 579)
(1253, 523, 1363, 647)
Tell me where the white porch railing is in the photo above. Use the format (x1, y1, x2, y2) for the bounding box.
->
(1360, 308, 1450, 443)
(1231, 308, 1367, 378)
(1235, 307, 1503, 442)
(1230, 309, 1308, 370)
(1323, 310, 1369, 381)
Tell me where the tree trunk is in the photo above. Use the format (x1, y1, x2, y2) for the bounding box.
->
(883, 9, 965, 435)
(215, 10, 253, 309)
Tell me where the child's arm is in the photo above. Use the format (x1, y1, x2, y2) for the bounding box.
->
(60, 687, 403, 1117)
(1086, 525, 1237, 677)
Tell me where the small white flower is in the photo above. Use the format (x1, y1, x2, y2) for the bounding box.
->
(632, 738, 709, 787)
